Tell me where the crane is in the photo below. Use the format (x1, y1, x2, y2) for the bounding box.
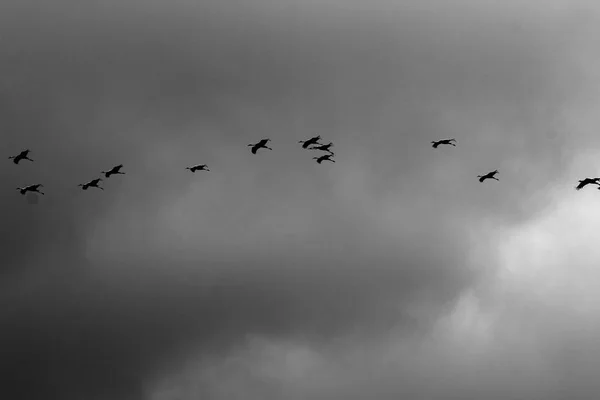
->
(16, 184, 44, 195)
(313, 154, 335, 164)
(78, 178, 104, 190)
(101, 164, 125, 178)
(9, 149, 34, 164)
(310, 142, 334, 153)
(299, 135, 323, 149)
(248, 139, 272, 154)
(477, 170, 499, 182)
(186, 164, 210, 172)
(431, 139, 457, 148)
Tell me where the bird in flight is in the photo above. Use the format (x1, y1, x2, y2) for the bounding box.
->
(78, 178, 104, 190)
(9, 149, 34, 164)
(477, 170, 499, 182)
(310, 142, 334, 154)
(186, 164, 210, 172)
(313, 154, 335, 164)
(101, 164, 125, 178)
(431, 139, 457, 148)
(299, 135, 323, 149)
(575, 177, 600, 190)
(16, 184, 44, 195)
(248, 139, 272, 154)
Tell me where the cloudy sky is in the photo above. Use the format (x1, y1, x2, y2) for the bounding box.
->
(2, 0, 600, 399)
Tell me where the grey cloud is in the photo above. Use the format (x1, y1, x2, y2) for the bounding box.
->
(1, 1, 599, 399)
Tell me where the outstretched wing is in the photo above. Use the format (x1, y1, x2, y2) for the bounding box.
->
(575, 179, 597, 190)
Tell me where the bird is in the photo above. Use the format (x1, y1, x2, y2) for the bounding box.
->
(248, 139, 272, 154)
(310, 142, 334, 153)
(101, 164, 125, 178)
(8, 149, 34, 164)
(575, 177, 600, 190)
(185, 164, 210, 172)
(431, 139, 457, 148)
(477, 170, 499, 182)
(313, 154, 335, 164)
(78, 178, 104, 190)
(299, 135, 323, 149)
(16, 184, 44, 195)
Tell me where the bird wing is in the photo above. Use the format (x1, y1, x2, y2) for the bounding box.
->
(575, 182, 585, 190)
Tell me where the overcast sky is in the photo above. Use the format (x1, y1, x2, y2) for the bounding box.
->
(2, 0, 600, 399)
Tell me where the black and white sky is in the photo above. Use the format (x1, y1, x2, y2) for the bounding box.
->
(2, 0, 600, 399)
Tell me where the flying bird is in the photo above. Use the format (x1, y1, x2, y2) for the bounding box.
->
(78, 178, 104, 190)
(186, 164, 210, 172)
(310, 142, 334, 153)
(299, 135, 323, 149)
(477, 170, 499, 182)
(101, 164, 125, 178)
(431, 139, 457, 148)
(313, 154, 335, 164)
(8, 149, 34, 164)
(248, 139, 272, 154)
(575, 177, 600, 190)
(16, 184, 44, 195)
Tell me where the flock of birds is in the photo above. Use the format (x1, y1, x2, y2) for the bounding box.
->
(431, 138, 600, 188)
(9, 134, 337, 197)
(9, 135, 600, 197)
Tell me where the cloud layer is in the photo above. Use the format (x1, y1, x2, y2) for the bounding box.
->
(2, 1, 600, 399)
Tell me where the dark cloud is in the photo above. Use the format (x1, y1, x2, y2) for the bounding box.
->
(1, 1, 599, 399)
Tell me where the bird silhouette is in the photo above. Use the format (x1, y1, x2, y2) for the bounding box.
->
(310, 142, 334, 153)
(248, 139, 272, 154)
(9, 149, 34, 164)
(575, 177, 600, 190)
(16, 184, 44, 195)
(313, 154, 335, 164)
(78, 178, 104, 190)
(186, 164, 210, 172)
(299, 135, 323, 149)
(477, 170, 499, 182)
(101, 164, 125, 178)
(431, 139, 457, 148)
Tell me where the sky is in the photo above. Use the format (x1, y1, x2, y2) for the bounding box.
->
(2, 0, 600, 399)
